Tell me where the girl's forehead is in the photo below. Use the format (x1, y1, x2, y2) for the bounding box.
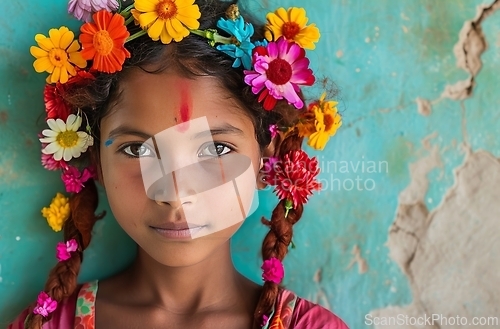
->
(101, 71, 252, 136)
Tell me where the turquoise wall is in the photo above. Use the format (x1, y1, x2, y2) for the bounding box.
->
(2, 0, 500, 327)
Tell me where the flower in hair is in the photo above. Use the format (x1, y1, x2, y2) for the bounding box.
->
(271, 150, 321, 209)
(264, 7, 320, 50)
(41, 142, 68, 171)
(261, 314, 270, 327)
(33, 291, 58, 317)
(39, 114, 93, 162)
(134, 0, 201, 44)
(79, 10, 131, 73)
(261, 257, 284, 284)
(269, 124, 279, 139)
(56, 239, 79, 261)
(41, 193, 71, 232)
(30, 26, 87, 84)
(216, 16, 255, 70)
(244, 37, 315, 111)
(62, 165, 96, 193)
(262, 156, 279, 185)
(44, 84, 71, 121)
(306, 93, 342, 150)
(68, 0, 119, 22)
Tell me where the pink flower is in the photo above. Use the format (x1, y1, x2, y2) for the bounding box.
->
(269, 124, 279, 138)
(40, 140, 68, 171)
(244, 37, 315, 111)
(262, 156, 279, 185)
(56, 239, 79, 261)
(33, 291, 58, 317)
(261, 257, 284, 284)
(272, 150, 322, 209)
(41, 151, 68, 171)
(68, 0, 119, 22)
(61, 165, 96, 193)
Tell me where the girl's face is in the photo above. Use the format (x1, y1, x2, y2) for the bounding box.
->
(99, 69, 263, 267)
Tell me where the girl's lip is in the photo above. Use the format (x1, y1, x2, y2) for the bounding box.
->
(150, 222, 203, 230)
(151, 226, 205, 239)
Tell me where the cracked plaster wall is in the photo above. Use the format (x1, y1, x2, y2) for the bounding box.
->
(1, 0, 500, 328)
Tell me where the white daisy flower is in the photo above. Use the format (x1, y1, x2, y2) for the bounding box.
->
(39, 114, 94, 162)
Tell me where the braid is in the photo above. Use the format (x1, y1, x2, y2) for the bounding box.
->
(25, 179, 103, 329)
(252, 131, 306, 328)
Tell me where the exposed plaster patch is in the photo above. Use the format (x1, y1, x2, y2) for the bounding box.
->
(416, 0, 500, 114)
(416, 97, 432, 116)
(371, 150, 500, 328)
(346, 244, 368, 274)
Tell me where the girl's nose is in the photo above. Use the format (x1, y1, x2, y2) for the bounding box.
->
(150, 171, 198, 208)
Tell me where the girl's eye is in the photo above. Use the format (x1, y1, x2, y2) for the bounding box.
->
(121, 143, 155, 158)
(198, 142, 233, 157)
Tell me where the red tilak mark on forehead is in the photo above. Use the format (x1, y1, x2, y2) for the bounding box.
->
(176, 83, 192, 132)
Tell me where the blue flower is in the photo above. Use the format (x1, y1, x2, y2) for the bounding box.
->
(253, 39, 269, 48)
(216, 16, 255, 70)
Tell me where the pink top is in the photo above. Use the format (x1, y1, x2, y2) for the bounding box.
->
(8, 280, 349, 329)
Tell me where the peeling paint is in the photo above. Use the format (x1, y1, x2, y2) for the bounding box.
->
(415, 0, 500, 114)
(416, 97, 432, 116)
(447, 0, 500, 99)
(372, 150, 500, 328)
(346, 244, 368, 274)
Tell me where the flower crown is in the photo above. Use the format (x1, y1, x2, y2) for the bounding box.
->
(30, 1, 342, 319)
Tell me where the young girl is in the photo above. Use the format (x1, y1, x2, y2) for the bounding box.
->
(8, 0, 347, 328)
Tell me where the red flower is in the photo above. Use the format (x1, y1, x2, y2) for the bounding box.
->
(271, 150, 321, 208)
(43, 69, 94, 121)
(44, 84, 71, 120)
(66, 69, 95, 86)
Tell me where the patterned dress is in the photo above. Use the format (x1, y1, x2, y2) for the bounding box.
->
(8, 280, 349, 329)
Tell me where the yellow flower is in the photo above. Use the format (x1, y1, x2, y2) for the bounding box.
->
(41, 193, 70, 232)
(134, 0, 201, 44)
(264, 7, 320, 50)
(30, 26, 87, 84)
(306, 93, 342, 150)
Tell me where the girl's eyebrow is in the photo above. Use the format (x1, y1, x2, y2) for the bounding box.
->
(192, 123, 244, 139)
(107, 123, 244, 140)
(107, 126, 151, 140)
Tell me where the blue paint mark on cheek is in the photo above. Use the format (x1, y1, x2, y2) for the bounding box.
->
(105, 139, 114, 147)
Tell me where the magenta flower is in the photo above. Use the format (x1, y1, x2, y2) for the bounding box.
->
(261, 257, 284, 284)
(61, 165, 96, 193)
(68, 0, 119, 22)
(33, 291, 58, 317)
(56, 239, 78, 261)
(261, 314, 270, 327)
(269, 124, 279, 138)
(262, 156, 279, 185)
(244, 37, 315, 111)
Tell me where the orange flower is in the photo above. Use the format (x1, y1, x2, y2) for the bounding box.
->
(79, 10, 131, 73)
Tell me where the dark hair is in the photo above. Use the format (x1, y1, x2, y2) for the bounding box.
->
(28, 1, 309, 328)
